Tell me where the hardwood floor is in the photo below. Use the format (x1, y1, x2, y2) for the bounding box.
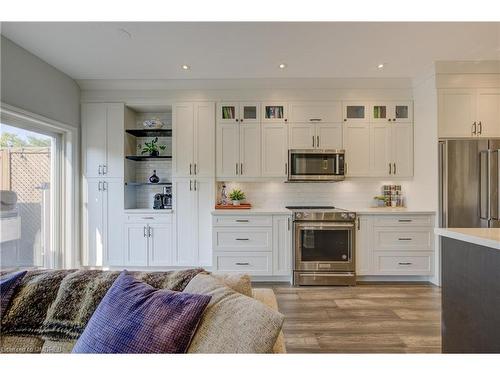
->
(259, 283, 441, 353)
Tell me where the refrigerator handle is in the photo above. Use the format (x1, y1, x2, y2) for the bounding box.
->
(491, 149, 500, 221)
(479, 150, 490, 221)
(439, 141, 447, 228)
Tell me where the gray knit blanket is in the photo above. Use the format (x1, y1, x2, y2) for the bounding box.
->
(1, 268, 204, 341)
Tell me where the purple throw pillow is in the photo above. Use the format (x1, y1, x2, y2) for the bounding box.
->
(0, 270, 27, 317)
(72, 271, 211, 353)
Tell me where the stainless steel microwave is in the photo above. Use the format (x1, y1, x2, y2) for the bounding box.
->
(288, 149, 345, 182)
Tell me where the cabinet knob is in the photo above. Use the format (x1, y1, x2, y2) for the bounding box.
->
(240, 119, 244, 122)
(235, 118, 239, 122)
(388, 119, 392, 122)
(344, 119, 347, 122)
(284, 118, 288, 122)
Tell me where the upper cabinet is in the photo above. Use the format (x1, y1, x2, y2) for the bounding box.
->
(289, 102, 342, 123)
(173, 102, 215, 178)
(439, 89, 500, 138)
(262, 102, 288, 123)
(371, 102, 412, 123)
(218, 102, 260, 124)
(343, 102, 369, 123)
(82, 103, 124, 178)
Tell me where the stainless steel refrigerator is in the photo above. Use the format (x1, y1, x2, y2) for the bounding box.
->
(439, 139, 500, 228)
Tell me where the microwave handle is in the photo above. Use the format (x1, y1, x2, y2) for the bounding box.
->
(335, 154, 340, 174)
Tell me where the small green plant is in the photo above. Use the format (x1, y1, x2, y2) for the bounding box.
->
(141, 137, 166, 156)
(228, 189, 246, 202)
(373, 195, 386, 201)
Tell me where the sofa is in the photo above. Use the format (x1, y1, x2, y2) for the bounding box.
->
(0, 269, 286, 354)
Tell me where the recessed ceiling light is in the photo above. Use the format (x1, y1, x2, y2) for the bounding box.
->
(377, 63, 385, 69)
(279, 63, 287, 69)
(181, 64, 190, 70)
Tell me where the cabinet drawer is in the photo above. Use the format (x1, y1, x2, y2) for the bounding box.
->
(212, 215, 273, 227)
(373, 228, 433, 251)
(125, 214, 172, 224)
(373, 215, 434, 227)
(213, 228, 272, 252)
(214, 252, 272, 275)
(289, 102, 342, 123)
(373, 252, 433, 275)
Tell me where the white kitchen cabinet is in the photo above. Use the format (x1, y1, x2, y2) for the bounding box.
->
(173, 102, 215, 178)
(262, 102, 288, 123)
(438, 89, 477, 138)
(289, 102, 342, 123)
(316, 123, 343, 149)
(173, 177, 214, 267)
(218, 102, 260, 124)
(371, 102, 413, 123)
(343, 123, 371, 176)
(391, 123, 414, 177)
(356, 213, 435, 276)
(289, 123, 342, 150)
(83, 179, 124, 267)
(124, 223, 149, 266)
(261, 123, 288, 177)
(216, 116, 261, 179)
(343, 102, 369, 123)
(148, 223, 173, 266)
(272, 215, 292, 276)
(289, 123, 315, 149)
(82, 103, 124, 178)
(476, 89, 500, 137)
(370, 124, 392, 177)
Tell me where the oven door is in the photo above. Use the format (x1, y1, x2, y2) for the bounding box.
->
(294, 221, 354, 271)
(288, 150, 345, 181)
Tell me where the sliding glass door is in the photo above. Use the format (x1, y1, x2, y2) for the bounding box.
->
(0, 122, 60, 269)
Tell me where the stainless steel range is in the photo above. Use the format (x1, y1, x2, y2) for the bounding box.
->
(286, 206, 356, 286)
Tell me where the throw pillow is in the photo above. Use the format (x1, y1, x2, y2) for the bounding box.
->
(184, 273, 284, 353)
(72, 271, 211, 353)
(0, 270, 27, 317)
(211, 273, 253, 297)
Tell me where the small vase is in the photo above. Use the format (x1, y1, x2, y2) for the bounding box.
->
(150, 150, 159, 157)
(149, 170, 160, 183)
(232, 200, 240, 206)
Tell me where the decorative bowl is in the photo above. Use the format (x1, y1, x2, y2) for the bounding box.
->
(143, 118, 165, 129)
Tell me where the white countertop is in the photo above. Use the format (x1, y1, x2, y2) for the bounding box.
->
(212, 208, 291, 215)
(125, 208, 173, 214)
(353, 207, 436, 215)
(435, 228, 500, 250)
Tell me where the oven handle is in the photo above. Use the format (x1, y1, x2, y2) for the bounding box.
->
(295, 222, 355, 230)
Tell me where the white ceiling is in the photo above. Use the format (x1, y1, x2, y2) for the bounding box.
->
(2, 22, 500, 80)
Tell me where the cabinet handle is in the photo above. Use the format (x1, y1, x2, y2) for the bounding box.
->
(312, 136, 315, 148)
(389, 163, 392, 175)
(103, 164, 107, 175)
(189, 163, 192, 175)
(240, 163, 243, 175)
(472, 122, 477, 135)
(285, 162, 288, 175)
(478, 121, 482, 135)
(148, 226, 152, 238)
(102, 181, 107, 191)
(398, 238, 413, 241)
(236, 163, 238, 175)
(288, 217, 291, 231)
(235, 219, 249, 223)
(240, 118, 244, 123)
(194, 163, 197, 175)
(194, 180, 197, 191)
(317, 136, 320, 148)
(345, 162, 348, 174)
(398, 219, 412, 222)
(98, 181, 102, 191)
(398, 262, 413, 266)
(357, 217, 360, 230)
(98, 165, 102, 175)
(235, 262, 250, 266)
(189, 180, 192, 191)
(143, 226, 147, 237)
(309, 118, 322, 122)
(393, 118, 396, 122)
(393, 163, 396, 175)
(235, 238, 250, 241)
(142, 217, 154, 220)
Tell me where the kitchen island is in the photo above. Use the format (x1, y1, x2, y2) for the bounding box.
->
(435, 228, 500, 353)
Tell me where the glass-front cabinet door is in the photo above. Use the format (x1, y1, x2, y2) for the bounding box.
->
(392, 101, 412, 123)
(239, 102, 260, 123)
(262, 102, 288, 123)
(218, 102, 239, 123)
(343, 102, 368, 122)
(371, 103, 389, 122)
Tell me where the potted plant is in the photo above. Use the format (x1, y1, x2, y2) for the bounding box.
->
(141, 137, 166, 157)
(228, 189, 246, 206)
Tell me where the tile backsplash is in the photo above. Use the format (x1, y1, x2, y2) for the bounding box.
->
(217, 180, 413, 210)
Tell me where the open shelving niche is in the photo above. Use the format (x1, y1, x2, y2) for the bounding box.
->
(124, 105, 173, 210)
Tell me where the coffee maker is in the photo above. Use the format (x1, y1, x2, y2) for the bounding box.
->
(153, 186, 172, 209)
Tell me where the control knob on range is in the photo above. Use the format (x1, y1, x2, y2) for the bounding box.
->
(296, 213, 302, 219)
(349, 213, 356, 219)
(340, 213, 348, 219)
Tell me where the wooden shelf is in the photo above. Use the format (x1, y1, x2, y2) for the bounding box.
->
(125, 129, 172, 137)
(125, 155, 172, 161)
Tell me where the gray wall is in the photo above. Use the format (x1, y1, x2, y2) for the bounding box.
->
(1, 36, 80, 127)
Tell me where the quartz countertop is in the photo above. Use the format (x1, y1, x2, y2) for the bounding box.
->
(351, 207, 436, 215)
(435, 228, 500, 250)
(212, 208, 291, 215)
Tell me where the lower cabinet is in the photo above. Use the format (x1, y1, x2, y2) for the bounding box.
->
(212, 214, 292, 277)
(356, 213, 435, 276)
(123, 214, 173, 267)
